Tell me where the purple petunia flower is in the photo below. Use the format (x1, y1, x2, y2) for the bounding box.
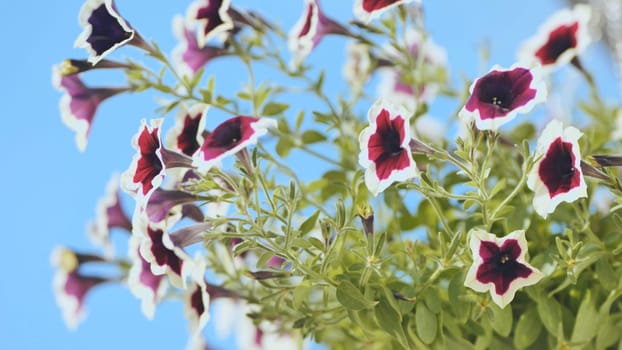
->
(53, 66, 130, 152)
(51, 247, 110, 329)
(127, 235, 167, 320)
(464, 229, 544, 309)
(527, 119, 587, 218)
(166, 104, 208, 157)
(172, 15, 228, 77)
(122, 119, 194, 207)
(358, 98, 418, 196)
(183, 257, 211, 336)
(459, 64, 547, 131)
(145, 188, 203, 223)
(186, 0, 234, 47)
(192, 116, 277, 172)
(353, 0, 418, 23)
(288, 0, 352, 65)
(518, 4, 591, 73)
(74, 0, 153, 64)
(88, 174, 131, 258)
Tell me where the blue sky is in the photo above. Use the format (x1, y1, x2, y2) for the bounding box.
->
(0, 0, 619, 349)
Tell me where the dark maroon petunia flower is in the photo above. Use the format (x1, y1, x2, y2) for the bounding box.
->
(353, 0, 417, 22)
(192, 116, 276, 172)
(128, 235, 167, 320)
(518, 4, 591, 72)
(183, 259, 211, 336)
(289, 0, 352, 64)
(186, 0, 234, 47)
(75, 0, 153, 64)
(459, 65, 547, 131)
(123, 119, 194, 206)
(53, 66, 130, 152)
(166, 104, 208, 157)
(145, 188, 203, 223)
(358, 99, 418, 196)
(464, 229, 543, 308)
(527, 119, 586, 218)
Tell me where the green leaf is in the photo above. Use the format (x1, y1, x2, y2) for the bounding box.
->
(415, 303, 437, 345)
(301, 130, 327, 144)
(336, 280, 376, 311)
(299, 210, 320, 236)
(262, 102, 289, 116)
(375, 297, 409, 349)
(292, 283, 310, 310)
(536, 295, 562, 336)
(596, 317, 619, 350)
(448, 271, 470, 323)
(490, 304, 512, 337)
(571, 290, 599, 344)
(595, 259, 617, 290)
(513, 308, 542, 349)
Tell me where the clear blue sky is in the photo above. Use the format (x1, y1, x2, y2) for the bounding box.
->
(0, 0, 619, 349)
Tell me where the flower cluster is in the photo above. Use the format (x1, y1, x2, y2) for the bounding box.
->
(52, 1, 622, 349)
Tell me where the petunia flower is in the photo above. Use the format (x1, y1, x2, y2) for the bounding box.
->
(183, 257, 211, 336)
(459, 64, 547, 131)
(288, 0, 352, 65)
(127, 235, 167, 320)
(136, 221, 194, 289)
(51, 247, 110, 329)
(186, 0, 234, 47)
(53, 67, 130, 152)
(192, 116, 277, 172)
(122, 119, 194, 206)
(527, 119, 587, 218)
(517, 4, 591, 73)
(353, 0, 417, 23)
(166, 104, 208, 157)
(464, 229, 544, 309)
(74, 0, 153, 65)
(88, 173, 132, 258)
(145, 188, 205, 223)
(172, 15, 228, 77)
(377, 30, 448, 109)
(358, 98, 418, 196)
(342, 41, 373, 94)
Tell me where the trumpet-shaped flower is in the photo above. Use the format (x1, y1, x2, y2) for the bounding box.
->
(186, 0, 234, 47)
(353, 0, 417, 23)
(464, 229, 544, 309)
(527, 119, 587, 218)
(459, 65, 547, 131)
(172, 15, 228, 77)
(183, 257, 211, 336)
(75, 0, 151, 64)
(192, 116, 276, 172)
(518, 4, 591, 72)
(127, 235, 167, 320)
(166, 104, 208, 157)
(358, 99, 418, 196)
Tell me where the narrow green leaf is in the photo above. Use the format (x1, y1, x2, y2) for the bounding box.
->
(571, 290, 599, 344)
(299, 210, 320, 236)
(375, 297, 409, 349)
(301, 130, 327, 144)
(536, 295, 562, 335)
(292, 283, 310, 310)
(490, 304, 513, 337)
(262, 102, 289, 116)
(336, 280, 376, 311)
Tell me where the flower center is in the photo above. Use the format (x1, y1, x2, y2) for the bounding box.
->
(381, 126, 403, 156)
(214, 120, 242, 149)
(476, 74, 514, 110)
(499, 254, 510, 264)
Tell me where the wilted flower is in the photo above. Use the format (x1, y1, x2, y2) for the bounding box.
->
(186, 0, 234, 47)
(74, 0, 153, 64)
(353, 0, 417, 23)
(127, 235, 167, 320)
(358, 98, 418, 196)
(377, 29, 448, 109)
(464, 229, 544, 309)
(88, 174, 131, 258)
(459, 64, 547, 131)
(192, 116, 277, 172)
(53, 67, 130, 151)
(289, 0, 352, 64)
(166, 104, 208, 157)
(518, 4, 591, 72)
(172, 15, 228, 77)
(527, 119, 587, 218)
(55, 58, 130, 76)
